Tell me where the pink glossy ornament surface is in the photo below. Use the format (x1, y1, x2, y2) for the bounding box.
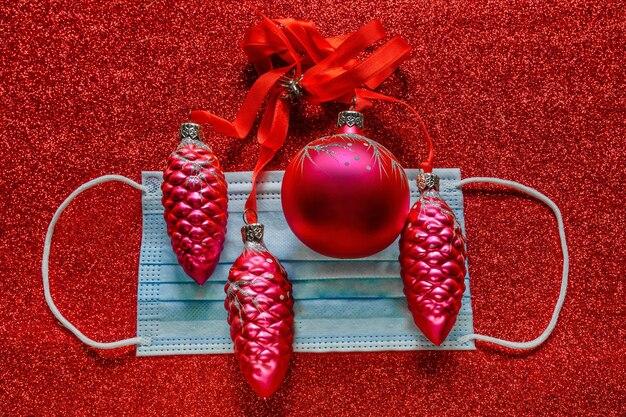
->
(161, 135, 228, 285)
(224, 225, 294, 398)
(399, 177, 467, 345)
(282, 126, 409, 258)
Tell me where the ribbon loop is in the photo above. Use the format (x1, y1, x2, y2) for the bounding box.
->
(191, 11, 431, 219)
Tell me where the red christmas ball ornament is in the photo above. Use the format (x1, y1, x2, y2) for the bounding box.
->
(282, 111, 410, 258)
(399, 173, 467, 345)
(161, 123, 228, 285)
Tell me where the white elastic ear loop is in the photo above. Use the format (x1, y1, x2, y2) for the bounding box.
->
(42, 175, 150, 349)
(456, 177, 569, 349)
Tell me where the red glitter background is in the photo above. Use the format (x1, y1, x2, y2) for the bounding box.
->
(1, 1, 624, 415)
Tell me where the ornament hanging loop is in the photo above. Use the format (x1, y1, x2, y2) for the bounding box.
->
(349, 95, 357, 111)
(243, 207, 258, 225)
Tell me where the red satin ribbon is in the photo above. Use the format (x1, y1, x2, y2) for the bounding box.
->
(353, 89, 434, 173)
(191, 13, 434, 224)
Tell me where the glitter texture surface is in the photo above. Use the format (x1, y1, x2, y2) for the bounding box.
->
(1, 1, 624, 416)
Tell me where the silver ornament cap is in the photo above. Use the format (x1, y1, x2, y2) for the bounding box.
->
(179, 122, 202, 141)
(337, 111, 364, 129)
(241, 223, 265, 244)
(417, 173, 440, 192)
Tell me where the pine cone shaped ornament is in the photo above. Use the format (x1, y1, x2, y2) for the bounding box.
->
(224, 222, 294, 398)
(399, 173, 467, 345)
(161, 123, 228, 285)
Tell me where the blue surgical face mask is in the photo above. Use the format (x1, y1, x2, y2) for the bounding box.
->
(42, 170, 568, 353)
(136, 169, 474, 354)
